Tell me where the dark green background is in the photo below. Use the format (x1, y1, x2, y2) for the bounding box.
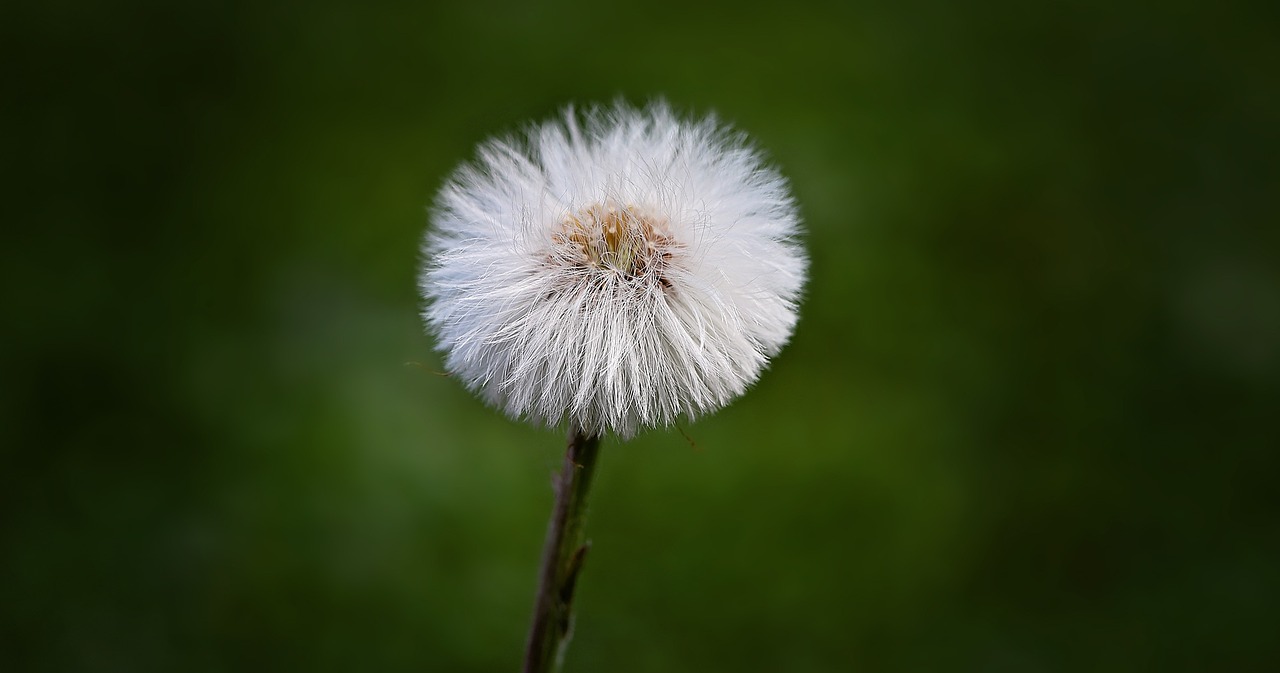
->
(5, 0, 1278, 671)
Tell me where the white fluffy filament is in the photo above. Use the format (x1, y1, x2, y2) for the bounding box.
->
(421, 102, 807, 438)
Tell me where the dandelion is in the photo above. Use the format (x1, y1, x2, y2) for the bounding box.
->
(421, 101, 807, 440)
(419, 101, 807, 672)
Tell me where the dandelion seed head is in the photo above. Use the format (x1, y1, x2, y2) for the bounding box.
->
(421, 101, 807, 438)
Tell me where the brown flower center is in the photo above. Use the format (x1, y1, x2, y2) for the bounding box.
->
(555, 203, 674, 279)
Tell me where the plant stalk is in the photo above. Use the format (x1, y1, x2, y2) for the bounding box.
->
(522, 426, 602, 673)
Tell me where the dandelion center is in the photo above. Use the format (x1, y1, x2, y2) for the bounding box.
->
(554, 203, 674, 281)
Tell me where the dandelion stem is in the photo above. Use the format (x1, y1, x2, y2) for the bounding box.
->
(522, 426, 602, 673)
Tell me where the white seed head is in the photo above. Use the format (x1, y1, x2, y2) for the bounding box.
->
(420, 101, 807, 438)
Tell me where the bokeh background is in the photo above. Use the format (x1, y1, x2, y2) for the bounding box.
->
(5, 0, 1278, 670)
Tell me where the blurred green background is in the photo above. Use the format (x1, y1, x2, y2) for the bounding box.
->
(4, 0, 1278, 670)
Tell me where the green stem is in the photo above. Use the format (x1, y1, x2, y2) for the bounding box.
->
(522, 426, 602, 673)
